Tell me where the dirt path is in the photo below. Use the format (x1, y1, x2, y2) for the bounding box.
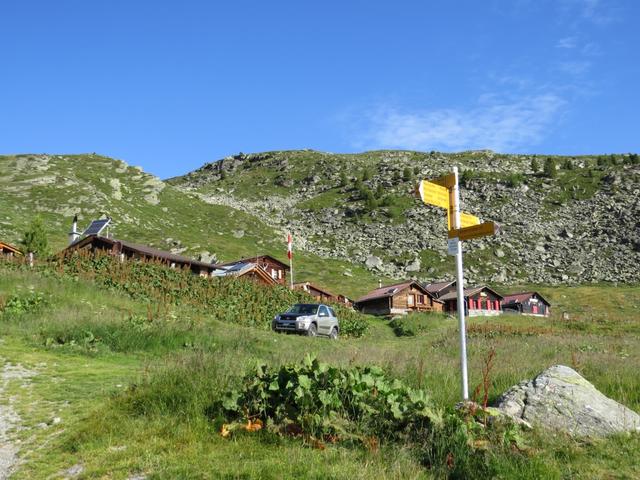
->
(0, 362, 36, 480)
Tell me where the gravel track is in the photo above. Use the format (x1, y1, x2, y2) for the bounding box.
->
(0, 363, 36, 480)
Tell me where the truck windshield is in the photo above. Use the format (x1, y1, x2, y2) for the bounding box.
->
(287, 304, 319, 315)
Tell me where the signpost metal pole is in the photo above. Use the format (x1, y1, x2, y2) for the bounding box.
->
(452, 166, 469, 400)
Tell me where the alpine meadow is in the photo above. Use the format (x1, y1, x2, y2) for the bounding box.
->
(0, 150, 639, 479)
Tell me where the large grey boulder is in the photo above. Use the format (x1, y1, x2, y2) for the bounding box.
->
(495, 365, 640, 437)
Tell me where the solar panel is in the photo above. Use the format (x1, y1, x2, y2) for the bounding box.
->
(82, 218, 111, 237)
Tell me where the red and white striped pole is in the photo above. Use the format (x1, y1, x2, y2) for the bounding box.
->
(287, 233, 294, 289)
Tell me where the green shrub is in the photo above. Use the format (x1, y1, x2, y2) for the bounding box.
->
(505, 173, 524, 188)
(20, 217, 50, 257)
(338, 311, 369, 337)
(389, 317, 418, 337)
(530, 158, 539, 173)
(1, 291, 49, 318)
(215, 355, 443, 442)
(460, 169, 477, 187)
(543, 158, 557, 178)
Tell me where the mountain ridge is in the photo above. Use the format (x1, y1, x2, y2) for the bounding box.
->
(2, 150, 639, 295)
(169, 149, 640, 286)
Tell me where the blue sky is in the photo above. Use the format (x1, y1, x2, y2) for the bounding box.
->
(1, 0, 638, 178)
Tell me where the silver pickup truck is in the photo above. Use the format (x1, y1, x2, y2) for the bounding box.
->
(272, 303, 339, 339)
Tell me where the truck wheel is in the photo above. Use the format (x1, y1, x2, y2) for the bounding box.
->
(329, 327, 339, 340)
(306, 323, 317, 337)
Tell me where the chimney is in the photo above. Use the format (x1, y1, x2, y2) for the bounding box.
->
(69, 214, 80, 245)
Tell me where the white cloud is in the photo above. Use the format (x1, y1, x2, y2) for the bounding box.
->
(349, 93, 566, 153)
(557, 60, 592, 75)
(556, 36, 578, 49)
(562, 0, 619, 25)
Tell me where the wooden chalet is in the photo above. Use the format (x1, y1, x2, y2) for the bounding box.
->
(438, 286, 504, 317)
(0, 241, 22, 257)
(63, 235, 218, 276)
(424, 280, 456, 298)
(293, 282, 336, 302)
(502, 292, 551, 317)
(215, 255, 289, 286)
(355, 281, 444, 316)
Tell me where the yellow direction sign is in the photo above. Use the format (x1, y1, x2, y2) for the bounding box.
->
(431, 173, 456, 189)
(448, 221, 498, 241)
(447, 210, 479, 230)
(460, 212, 480, 228)
(417, 180, 449, 209)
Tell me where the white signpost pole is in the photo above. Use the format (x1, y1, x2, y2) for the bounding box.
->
(452, 166, 469, 400)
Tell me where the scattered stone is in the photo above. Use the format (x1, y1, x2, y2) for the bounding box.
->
(365, 255, 382, 269)
(109, 178, 122, 200)
(232, 230, 245, 239)
(494, 249, 505, 258)
(198, 251, 217, 264)
(405, 258, 421, 272)
(494, 365, 640, 437)
(63, 463, 84, 478)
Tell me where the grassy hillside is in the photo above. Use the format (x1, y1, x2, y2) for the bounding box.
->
(0, 154, 393, 298)
(1, 260, 639, 478)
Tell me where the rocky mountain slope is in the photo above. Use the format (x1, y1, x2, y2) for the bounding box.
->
(168, 149, 640, 286)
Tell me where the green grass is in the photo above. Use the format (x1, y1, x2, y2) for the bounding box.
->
(544, 168, 605, 206)
(1, 264, 639, 478)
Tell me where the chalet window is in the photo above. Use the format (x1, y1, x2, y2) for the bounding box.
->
(407, 295, 414, 306)
(417, 295, 424, 304)
(271, 269, 277, 279)
(494, 300, 500, 310)
(278, 270, 283, 279)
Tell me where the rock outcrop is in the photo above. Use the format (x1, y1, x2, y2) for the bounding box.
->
(494, 365, 640, 437)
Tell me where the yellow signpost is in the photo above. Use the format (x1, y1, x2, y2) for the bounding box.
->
(460, 212, 480, 228)
(417, 180, 449, 209)
(416, 168, 498, 402)
(448, 221, 497, 241)
(449, 210, 480, 230)
(431, 173, 456, 189)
